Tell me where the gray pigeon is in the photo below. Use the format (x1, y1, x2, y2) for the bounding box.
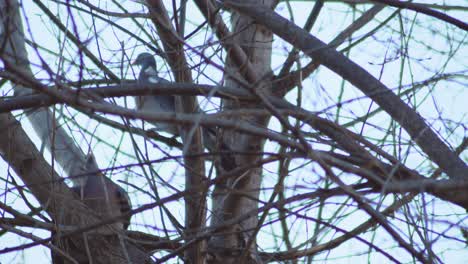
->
(53, 156, 131, 262)
(71, 155, 131, 231)
(132, 52, 179, 136)
(133, 53, 234, 168)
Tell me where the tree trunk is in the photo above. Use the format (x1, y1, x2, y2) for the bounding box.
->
(209, 1, 275, 262)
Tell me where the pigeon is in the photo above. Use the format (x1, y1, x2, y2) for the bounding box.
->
(132, 52, 179, 136)
(71, 155, 131, 231)
(133, 52, 235, 169)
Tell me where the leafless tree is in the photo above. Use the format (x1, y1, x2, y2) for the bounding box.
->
(0, 0, 466, 263)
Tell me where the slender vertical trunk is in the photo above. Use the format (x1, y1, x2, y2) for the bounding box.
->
(209, 1, 274, 262)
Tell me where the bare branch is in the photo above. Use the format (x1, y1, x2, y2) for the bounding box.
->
(222, 0, 467, 180)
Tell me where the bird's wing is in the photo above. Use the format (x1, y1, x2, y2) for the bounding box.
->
(72, 155, 132, 231)
(148, 76, 170, 84)
(141, 66, 170, 84)
(136, 66, 175, 109)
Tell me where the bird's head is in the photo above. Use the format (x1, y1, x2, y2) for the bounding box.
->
(132, 52, 156, 70)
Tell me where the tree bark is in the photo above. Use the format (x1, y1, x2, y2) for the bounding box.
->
(208, 1, 275, 262)
(222, 0, 467, 181)
(146, 1, 207, 262)
(0, 0, 151, 262)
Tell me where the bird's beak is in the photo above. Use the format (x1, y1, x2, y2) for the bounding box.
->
(131, 60, 138, 65)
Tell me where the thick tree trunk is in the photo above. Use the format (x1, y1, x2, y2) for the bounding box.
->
(0, 1, 151, 262)
(208, 1, 275, 262)
(146, 1, 207, 262)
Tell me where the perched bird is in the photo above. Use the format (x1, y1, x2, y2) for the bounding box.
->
(52, 155, 131, 263)
(132, 52, 179, 136)
(71, 155, 131, 231)
(132, 52, 218, 146)
(133, 53, 235, 169)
